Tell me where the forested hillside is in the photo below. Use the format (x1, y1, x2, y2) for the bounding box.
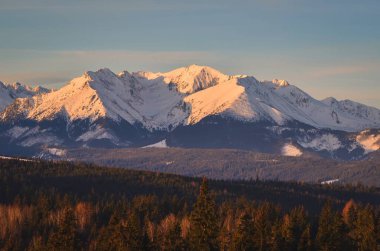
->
(64, 147, 380, 187)
(0, 158, 379, 250)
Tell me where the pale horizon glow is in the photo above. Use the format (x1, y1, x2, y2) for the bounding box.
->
(0, 0, 379, 108)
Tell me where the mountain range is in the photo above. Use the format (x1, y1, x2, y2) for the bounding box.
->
(0, 81, 50, 111)
(0, 65, 379, 160)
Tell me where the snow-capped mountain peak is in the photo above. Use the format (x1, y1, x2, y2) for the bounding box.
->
(162, 64, 231, 94)
(0, 81, 50, 112)
(118, 70, 132, 79)
(8, 82, 50, 98)
(271, 79, 290, 87)
(321, 97, 338, 105)
(84, 68, 118, 82)
(0, 82, 14, 111)
(134, 64, 231, 94)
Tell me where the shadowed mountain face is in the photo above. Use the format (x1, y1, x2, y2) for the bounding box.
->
(0, 65, 379, 160)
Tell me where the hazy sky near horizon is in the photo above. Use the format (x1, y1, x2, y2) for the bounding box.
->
(0, 0, 379, 107)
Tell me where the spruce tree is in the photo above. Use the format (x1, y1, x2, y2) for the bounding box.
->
(342, 199, 356, 228)
(253, 203, 279, 251)
(48, 207, 80, 251)
(188, 178, 219, 251)
(281, 214, 295, 251)
(350, 205, 377, 251)
(232, 212, 255, 251)
(269, 222, 283, 251)
(219, 209, 234, 251)
(103, 213, 126, 251)
(297, 225, 312, 251)
(377, 213, 380, 251)
(28, 235, 45, 251)
(282, 206, 308, 251)
(157, 214, 183, 251)
(95, 211, 143, 251)
(316, 202, 347, 251)
(123, 211, 143, 251)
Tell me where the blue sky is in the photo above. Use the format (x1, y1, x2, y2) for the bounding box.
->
(0, 0, 379, 107)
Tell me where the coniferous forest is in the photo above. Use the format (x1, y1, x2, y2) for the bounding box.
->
(0, 158, 379, 251)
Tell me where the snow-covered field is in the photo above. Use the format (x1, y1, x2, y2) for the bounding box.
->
(321, 179, 340, 185)
(142, 139, 168, 148)
(0, 156, 33, 162)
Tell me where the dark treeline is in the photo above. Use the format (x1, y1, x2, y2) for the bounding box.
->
(0, 159, 379, 250)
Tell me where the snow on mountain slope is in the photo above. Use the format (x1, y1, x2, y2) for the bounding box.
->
(270, 84, 378, 131)
(82, 68, 188, 130)
(322, 98, 380, 128)
(1, 68, 187, 131)
(183, 78, 245, 124)
(76, 125, 116, 142)
(0, 81, 50, 112)
(126, 71, 188, 129)
(182, 74, 380, 132)
(184, 76, 292, 125)
(8, 82, 50, 98)
(0, 82, 14, 111)
(6, 72, 107, 122)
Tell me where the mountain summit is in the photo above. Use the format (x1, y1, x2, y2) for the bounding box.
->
(133, 64, 231, 94)
(0, 65, 379, 159)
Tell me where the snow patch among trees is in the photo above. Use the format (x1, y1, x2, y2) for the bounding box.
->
(46, 148, 67, 157)
(321, 179, 339, 185)
(356, 132, 380, 154)
(6, 126, 29, 138)
(298, 134, 342, 152)
(76, 126, 116, 142)
(281, 144, 303, 157)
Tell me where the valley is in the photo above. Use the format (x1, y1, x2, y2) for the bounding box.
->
(39, 147, 380, 187)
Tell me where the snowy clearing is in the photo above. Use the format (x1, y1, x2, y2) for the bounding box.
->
(321, 179, 340, 185)
(142, 139, 168, 148)
(281, 144, 303, 157)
